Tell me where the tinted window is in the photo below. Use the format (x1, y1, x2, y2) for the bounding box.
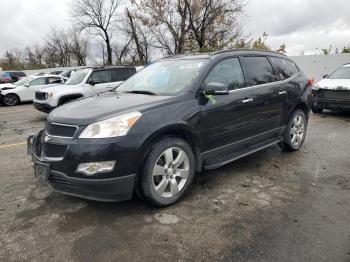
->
(205, 58, 245, 91)
(30, 78, 46, 86)
(112, 68, 133, 82)
(270, 57, 299, 80)
(90, 69, 112, 83)
(242, 56, 277, 86)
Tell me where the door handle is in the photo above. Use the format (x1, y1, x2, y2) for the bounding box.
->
(242, 98, 254, 104)
(278, 91, 287, 95)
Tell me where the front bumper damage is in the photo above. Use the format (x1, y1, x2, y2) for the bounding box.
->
(27, 130, 137, 202)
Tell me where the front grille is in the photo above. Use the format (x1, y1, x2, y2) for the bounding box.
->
(318, 90, 350, 101)
(43, 143, 68, 158)
(45, 121, 77, 138)
(35, 92, 47, 100)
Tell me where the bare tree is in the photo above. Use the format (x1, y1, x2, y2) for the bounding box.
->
(71, 0, 121, 65)
(184, 0, 243, 51)
(26, 44, 45, 68)
(44, 29, 72, 67)
(71, 32, 89, 66)
(124, 8, 153, 64)
(135, 0, 189, 55)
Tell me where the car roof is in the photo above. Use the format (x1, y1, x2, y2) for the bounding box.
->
(161, 49, 288, 61)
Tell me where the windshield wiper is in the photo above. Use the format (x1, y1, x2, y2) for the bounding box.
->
(125, 90, 157, 95)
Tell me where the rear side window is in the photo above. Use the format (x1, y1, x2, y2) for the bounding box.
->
(242, 56, 277, 86)
(90, 70, 112, 83)
(205, 58, 245, 91)
(112, 68, 134, 82)
(270, 57, 299, 80)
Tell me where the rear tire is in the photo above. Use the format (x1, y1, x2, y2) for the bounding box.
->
(139, 137, 195, 207)
(279, 109, 307, 151)
(2, 94, 20, 106)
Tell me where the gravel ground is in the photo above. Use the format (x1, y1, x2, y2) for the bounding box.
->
(1, 104, 350, 262)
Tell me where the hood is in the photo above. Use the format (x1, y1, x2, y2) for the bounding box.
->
(316, 79, 350, 90)
(0, 83, 16, 91)
(48, 92, 174, 125)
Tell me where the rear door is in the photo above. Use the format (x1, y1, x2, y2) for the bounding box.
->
(22, 77, 47, 100)
(240, 56, 286, 143)
(199, 57, 256, 158)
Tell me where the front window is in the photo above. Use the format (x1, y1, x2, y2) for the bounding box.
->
(118, 59, 208, 95)
(65, 69, 90, 85)
(328, 66, 350, 79)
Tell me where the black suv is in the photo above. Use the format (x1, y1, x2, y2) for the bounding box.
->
(28, 49, 312, 206)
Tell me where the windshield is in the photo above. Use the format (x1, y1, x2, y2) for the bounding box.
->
(15, 77, 32, 86)
(329, 66, 350, 79)
(65, 69, 90, 85)
(118, 59, 208, 95)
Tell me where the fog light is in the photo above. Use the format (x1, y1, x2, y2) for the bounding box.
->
(76, 161, 116, 176)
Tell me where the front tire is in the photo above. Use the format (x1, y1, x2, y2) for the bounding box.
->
(279, 109, 307, 151)
(140, 137, 195, 207)
(2, 94, 20, 106)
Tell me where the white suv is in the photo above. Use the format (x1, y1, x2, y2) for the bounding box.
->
(0, 75, 65, 106)
(33, 66, 137, 113)
(312, 63, 350, 113)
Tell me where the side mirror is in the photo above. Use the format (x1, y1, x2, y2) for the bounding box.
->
(323, 74, 329, 79)
(88, 80, 100, 86)
(201, 82, 229, 96)
(24, 83, 30, 87)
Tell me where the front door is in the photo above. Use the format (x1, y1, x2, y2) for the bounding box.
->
(88, 69, 114, 94)
(198, 57, 257, 159)
(23, 77, 47, 101)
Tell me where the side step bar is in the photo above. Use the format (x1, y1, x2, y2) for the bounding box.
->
(203, 138, 283, 170)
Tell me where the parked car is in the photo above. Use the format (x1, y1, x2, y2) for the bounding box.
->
(33, 66, 137, 113)
(59, 69, 79, 79)
(311, 63, 350, 113)
(0, 75, 65, 106)
(49, 70, 63, 75)
(28, 49, 312, 206)
(0, 71, 26, 83)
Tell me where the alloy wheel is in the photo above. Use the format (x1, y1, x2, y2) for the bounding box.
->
(290, 115, 305, 147)
(3, 94, 18, 106)
(152, 147, 190, 198)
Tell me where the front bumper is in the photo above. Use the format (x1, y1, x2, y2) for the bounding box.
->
(312, 98, 350, 111)
(33, 102, 56, 113)
(27, 131, 137, 202)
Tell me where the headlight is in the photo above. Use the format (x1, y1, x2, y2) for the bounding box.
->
(79, 111, 142, 138)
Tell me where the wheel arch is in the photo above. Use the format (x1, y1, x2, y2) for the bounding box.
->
(1, 92, 21, 104)
(58, 94, 84, 106)
(138, 124, 202, 173)
(291, 102, 309, 119)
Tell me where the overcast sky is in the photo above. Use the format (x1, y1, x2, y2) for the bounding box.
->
(1, 0, 350, 57)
